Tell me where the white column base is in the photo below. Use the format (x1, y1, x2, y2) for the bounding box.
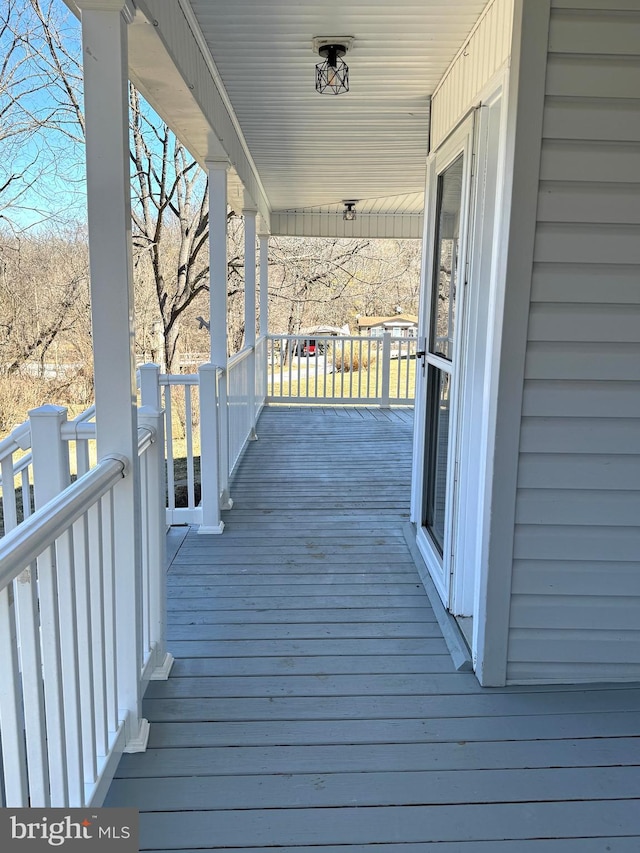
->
(149, 652, 175, 680)
(198, 521, 225, 535)
(249, 428, 259, 441)
(220, 493, 234, 510)
(123, 717, 150, 753)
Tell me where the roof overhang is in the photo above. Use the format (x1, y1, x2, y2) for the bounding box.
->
(65, 0, 491, 237)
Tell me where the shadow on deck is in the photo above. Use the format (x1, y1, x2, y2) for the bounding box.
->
(107, 406, 640, 851)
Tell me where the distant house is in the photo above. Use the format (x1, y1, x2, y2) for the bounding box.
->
(356, 314, 418, 338)
(281, 324, 349, 357)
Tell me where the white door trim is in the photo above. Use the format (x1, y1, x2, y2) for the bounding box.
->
(450, 79, 506, 621)
(474, 0, 551, 686)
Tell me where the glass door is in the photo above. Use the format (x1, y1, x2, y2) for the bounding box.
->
(416, 117, 474, 606)
(423, 153, 463, 551)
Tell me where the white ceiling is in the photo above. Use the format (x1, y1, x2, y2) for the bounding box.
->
(185, 0, 489, 217)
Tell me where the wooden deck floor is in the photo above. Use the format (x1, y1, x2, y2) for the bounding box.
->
(106, 406, 640, 851)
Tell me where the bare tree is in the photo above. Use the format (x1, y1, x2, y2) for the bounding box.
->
(0, 0, 84, 226)
(0, 229, 90, 374)
(130, 86, 254, 369)
(129, 86, 213, 372)
(267, 237, 422, 336)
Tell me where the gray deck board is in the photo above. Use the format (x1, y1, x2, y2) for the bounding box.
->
(129, 711, 640, 741)
(167, 606, 436, 622)
(105, 406, 640, 850)
(116, 737, 640, 776)
(138, 801, 640, 848)
(168, 654, 456, 677)
(110, 765, 640, 810)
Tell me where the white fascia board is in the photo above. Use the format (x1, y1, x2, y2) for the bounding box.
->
(270, 212, 424, 240)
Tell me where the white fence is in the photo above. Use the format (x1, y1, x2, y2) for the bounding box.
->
(0, 404, 169, 807)
(267, 333, 417, 406)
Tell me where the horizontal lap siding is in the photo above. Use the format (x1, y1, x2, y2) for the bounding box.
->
(507, 1, 640, 683)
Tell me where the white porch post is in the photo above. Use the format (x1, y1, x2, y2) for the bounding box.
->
(259, 232, 269, 337)
(243, 209, 258, 440)
(207, 160, 232, 509)
(77, 0, 148, 751)
(259, 232, 269, 401)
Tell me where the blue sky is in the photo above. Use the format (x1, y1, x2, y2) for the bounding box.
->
(0, 0, 87, 230)
(0, 0, 191, 234)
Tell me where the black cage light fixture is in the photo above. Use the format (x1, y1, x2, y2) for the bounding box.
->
(313, 37, 354, 95)
(343, 200, 358, 221)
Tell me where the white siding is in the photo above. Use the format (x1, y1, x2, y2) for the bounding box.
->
(430, 0, 514, 149)
(506, 0, 640, 683)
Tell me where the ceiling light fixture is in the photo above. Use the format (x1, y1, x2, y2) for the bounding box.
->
(313, 37, 353, 95)
(343, 201, 358, 221)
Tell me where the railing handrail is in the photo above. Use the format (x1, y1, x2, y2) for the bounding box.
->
(0, 421, 31, 461)
(0, 455, 126, 590)
(268, 332, 364, 343)
(158, 373, 199, 387)
(137, 425, 155, 456)
(266, 331, 417, 343)
(228, 345, 254, 370)
(72, 404, 96, 424)
(60, 421, 97, 441)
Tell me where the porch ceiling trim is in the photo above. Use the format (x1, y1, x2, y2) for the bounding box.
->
(270, 211, 423, 239)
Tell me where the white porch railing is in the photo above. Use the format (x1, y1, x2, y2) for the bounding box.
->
(0, 403, 169, 807)
(267, 332, 417, 406)
(0, 406, 97, 538)
(156, 372, 202, 527)
(228, 345, 257, 476)
(256, 335, 268, 417)
(138, 336, 268, 529)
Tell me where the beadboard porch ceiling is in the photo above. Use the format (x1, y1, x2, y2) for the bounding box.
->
(126, 0, 489, 233)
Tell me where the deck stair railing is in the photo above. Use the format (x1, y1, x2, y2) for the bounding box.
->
(267, 332, 417, 406)
(0, 402, 170, 808)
